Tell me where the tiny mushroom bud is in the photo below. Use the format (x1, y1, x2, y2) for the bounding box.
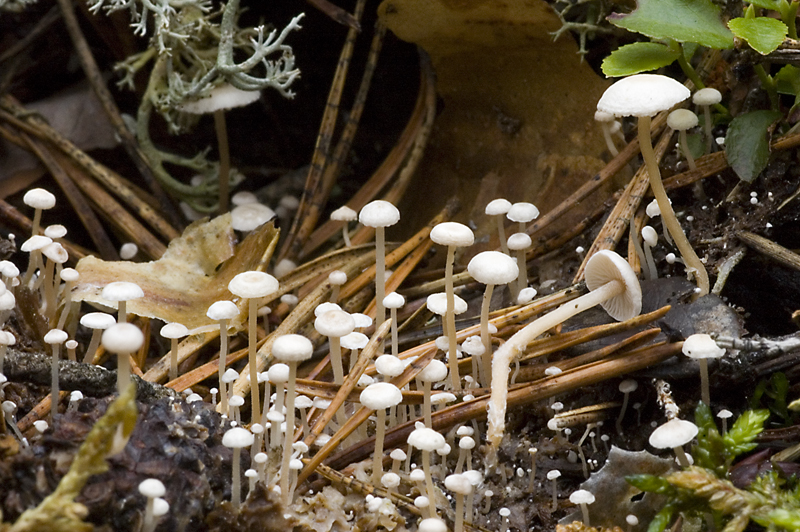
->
(445, 473, 473, 532)
(138, 478, 166, 532)
(383, 291, 405, 358)
(44, 328, 68, 421)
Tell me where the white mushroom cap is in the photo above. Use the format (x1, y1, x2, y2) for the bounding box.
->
(315, 309, 355, 338)
(80, 312, 116, 330)
(23, 188, 56, 210)
(485, 198, 512, 215)
(231, 191, 258, 206)
(21, 235, 52, 252)
(101, 323, 144, 354)
(33, 419, 48, 432)
(267, 363, 290, 383)
(507, 232, 532, 251)
(222, 368, 240, 383)
(410, 468, 426, 482)
(649, 418, 698, 449)
(0, 331, 15, 346)
(569, 489, 595, 505)
(179, 84, 260, 114)
(414, 495, 430, 509)
(274, 258, 296, 278)
(463, 469, 483, 486)
(231, 203, 275, 232)
(626, 515, 640, 526)
(330, 205, 357, 222)
(467, 251, 519, 285)
(584, 250, 642, 321)
(594, 110, 614, 122)
(315, 302, 342, 317)
(456, 426, 474, 437)
(138, 478, 166, 498)
(381, 472, 401, 489)
(44, 329, 68, 345)
(646, 199, 661, 218)
(642, 226, 658, 247)
(42, 243, 68, 264)
(459, 436, 476, 450)
(597, 74, 691, 118)
(341, 331, 369, 350)
(619, 379, 639, 394)
(430, 222, 475, 248)
(0, 261, 19, 278)
(407, 426, 446, 451)
(507, 202, 539, 223)
(60, 268, 79, 282)
(161, 322, 189, 339)
(228, 271, 279, 299)
(222, 426, 254, 448)
(0, 291, 13, 313)
(66, 340, 78, 350)
(546, 470, 561, 480)
(359, 200, 400, 228)
(328, 270, 347, 286)
(717, 409, 733, 419)
(229, 395, 245, 408)
(295, 395, 314, 409)
(667, 109, 699, 131)
(44, 225, 67, 239)
(375, 355, 405, 377)
(517, 287, 537, 305)
(383, 291, 405, 309)
(445, 473, 473, 495)
(431, 392, 456, 406)
(693, 88, 722, 106)
(119, 243, 138, 260)
(461, 336, 485, 356)
(272, 334, 313, 363)
(418, 518, 447, 532)
(351, 312, 373, 329)
(418, 359, 448, 383)
(102, 281, 144, 303)
(682, 333, 726, 359)
(207, 300, 239, 321)
(390, 448, 407, 461)
(426, 292, 467, 316)
(360, 382, 403, 410)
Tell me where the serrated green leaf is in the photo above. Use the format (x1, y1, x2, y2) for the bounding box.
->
(748, 0, 782, 10)
(776, 64, 800, 96)
(724, 409, 770, 450)
(602, 42, 681, 77)
(648, 505, 675, 532)
(729, 17, 788, 55)
(608, 0, 734, 49)
(725, 110, 782, 182)
(626, 474, 675, 494)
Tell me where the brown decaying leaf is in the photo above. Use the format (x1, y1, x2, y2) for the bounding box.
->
(72, 216, 279, 330)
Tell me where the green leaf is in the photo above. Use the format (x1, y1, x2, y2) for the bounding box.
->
(760, 509, 800, 529)
(748, 0, 782, 10)
(648, 505, 675, 532)
(626, 474, 675, 494)
(729, 17, 788, 55)
(608, 0, 734, 49)
(776, 64, 800, 96)
(724, 409, 770, 455)
(602, 42, 681, 77)
(724, 110, 782, 182)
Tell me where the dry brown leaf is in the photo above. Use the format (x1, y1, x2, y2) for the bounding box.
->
(377, 0, 614, 245)
(72, 215, 279, 330)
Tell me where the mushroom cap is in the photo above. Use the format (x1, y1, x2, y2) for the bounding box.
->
(161, 322, 189, 339)
(375, 354, 405, 377)
(330, 205, 357, 222)
(594, 110, 614, 122)
(102, 281, 144, 302)
(598, 74, 690, 118)
(430, 222, 475, 248)
(295, 395, 314, 409)
(138, 478, 166, 498)
(381, 472, 401, 489)
(314, 309, 355, 338)
(221, 368, 240, 383)
(360, 382, 403, 410)
(341, 331, 369, 350)
(646, 199, 661, 218)
(418, 359, 448, 383)
(407, 426, 446, 451)
(44, 225, 67, 239)
(267, 363, 290, 383)
(42, 242, 68, 264)
(649, 418, 698, 449)
(569, 489, 596, 505)
(101, 323, 144, 354)
(425, 292, 468, 316)
(546, 470, 561, 480)
(207, 300, 239, 321)
(682, 333, 726, 359)
(717, 409, 733, 419)
(222, 427, 254, 448)
(272, 333, 314, 363)
(383, 291, 405, 309)
(60, 268, 79, 282)
(642, 226, 658, 247)
(231, 203, 275, 232)
(179, 84, 260, 114)
(21, 235, 52, 252)
(23, 188, 56, 210)
(390, 448, 407, 461)
(0, 261, 19, 278)
(359, 200, 400, 228)
(467, 251, 519, 286)
(0, 331, 15, 346)
(667, 109, 699, 131)
(507, 202, 539, 223)
(0, 292, 16, 312)
(351, 313, 373, 329)
(445, 473, 473, 495)
(80, 312, 116, 330)
(418, 518, 448, 532)
(44, 329, 68, 345)
(485, 198, 512, 215)
(619, 379, 639, 394)
(461, 336, 485, 356)
(328, 270, 348, 286)
(584, 250, 642, 321)
(228, 271, 279, 299)
(507, 232, 532, 251)
(229, 395, 245, 407)
(693, 87, 722, 106)
(431, 392, 456, 406)
(231, 191, 258, 206)
(314, 302, 342, 317)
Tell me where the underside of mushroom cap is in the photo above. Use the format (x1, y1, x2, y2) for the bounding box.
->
(584, 250, 642, 321)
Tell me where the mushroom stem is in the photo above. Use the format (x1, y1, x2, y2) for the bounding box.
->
(638, 116, 709, 296)
(218, 319, 229, 415)
(214, 109, 230, 214)
(601, 122, 619, 157)
(421, 450, 437, 518)
(231, 447, 242, 506)
(702, 105, 713, 153)
(479, 283, 495, 388)
(699, 358, 710, 406)
(444, 245, 461, 390)
(487, 279, 624, 447)
(375, 226, 387, 328)
(678, 129, 697, 171)
(673, 445, 691, 468)
(248, 298, 261, 422)
(496, 217, 509, 255)
(83, 330, 102, 364)
(342, 224, 352, 248)
(50, 344, 60, 422)
(280, 362, 298, 505)
(372, 408, 387, 486)
(169, 337, 179, 382)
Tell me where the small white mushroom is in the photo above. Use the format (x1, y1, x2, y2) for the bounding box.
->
(682, 333, 726, 405)
(359, 200, 400, 327)
(569, 489, 596, 526)
(361, 382, 403, 486)
(138, 478, 166, 532)
(222, 427, 254, 507)
(649, 418, 698, 467)
(485, 198, 512, 254)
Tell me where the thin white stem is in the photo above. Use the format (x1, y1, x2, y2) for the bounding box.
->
(280, 363, 297, 505)
(479, 284, 495, 388)
(372, 408, 387, 486)
(375, 227, 386, 327)
(699, 358, 710, 405)
(169, 337, 179, 382)
(444, 246, 460, 390)
(248, 298, 260, 422)
(497, 216, 509, 255)
(218, 319, 229, 415)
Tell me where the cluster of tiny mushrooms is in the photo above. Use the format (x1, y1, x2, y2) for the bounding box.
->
(0, 73, 733, 531)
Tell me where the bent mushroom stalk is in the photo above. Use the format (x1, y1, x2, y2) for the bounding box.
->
(487, 251, 641, 452)
(597, 74, 709, 296)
